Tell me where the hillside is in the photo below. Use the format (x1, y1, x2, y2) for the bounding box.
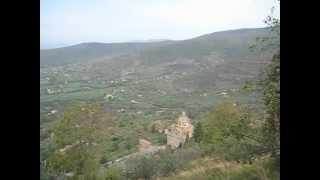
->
(40, 28, 273, 66)
(40, 28, 273, 179)
(40, 28, 274, 128)
(40, 41, 174, 67)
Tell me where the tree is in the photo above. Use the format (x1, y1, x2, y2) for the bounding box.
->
(200, 100, 263, 162)
(45, 103, 112, 179)
(247, 0, 280, 158)
(125, 156, 158, 180)
(194, 122, 204, 143)
(259, 0, 280, 158)
(261, 51, 280, 157)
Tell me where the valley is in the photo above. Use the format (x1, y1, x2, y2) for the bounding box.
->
(40, 28, 272, 124)
(40, 27, 279, 180)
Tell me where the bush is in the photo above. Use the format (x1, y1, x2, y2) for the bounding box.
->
(201, 101, 263, 162)
(104, 167, 122, 180)
(157, 146, 203, 177)
(124, 156, 158, 180)
(46, 144, 100, 179)
(157, 150, 177, 176)
(123, 146, 203, 179)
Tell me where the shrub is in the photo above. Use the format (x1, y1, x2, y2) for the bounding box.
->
(201, 101, 263, 162)
(124, 156, 158, 180)
(157, 146, 203, 176)
(104, 167, 122, 180)
(157, 150, 177, 176)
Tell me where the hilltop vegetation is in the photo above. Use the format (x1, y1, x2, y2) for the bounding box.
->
(40, 41, 174, 67)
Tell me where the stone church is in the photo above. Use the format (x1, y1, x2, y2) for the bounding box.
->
(164, 112, 194, 149)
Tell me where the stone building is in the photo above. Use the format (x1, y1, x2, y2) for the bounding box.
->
(164, 112, 194, 149)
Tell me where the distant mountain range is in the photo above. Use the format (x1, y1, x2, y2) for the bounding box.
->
(128, 39, 172, 43)
(41, 27, 277, 96)
(40, 28, 274, 67)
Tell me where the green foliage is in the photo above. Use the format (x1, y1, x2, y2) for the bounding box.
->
(260, 52, 280, 158)
(50, 103, 102, 148)
(45, 103, 114, 179)
(157, 150, 178, 176)
(122, 146, 203, 179)
(241, 80, 258, 94)
(164, 158, 279, 180)
(47, 145, 100, 179)
(125, 156, 158, 180)
(202, 101, 243, 145)
(200, 100, 263, 162)
(258, 2, 280, 159)
(158, 146, 203, 176)
(193, 122, 204, 143)
(104, 166, 122, 180)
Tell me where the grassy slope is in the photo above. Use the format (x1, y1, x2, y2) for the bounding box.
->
(160, 157, 279, 180)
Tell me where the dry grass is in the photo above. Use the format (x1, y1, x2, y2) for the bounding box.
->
(159, 157, 242, 180)
(158, 156, 279, 180)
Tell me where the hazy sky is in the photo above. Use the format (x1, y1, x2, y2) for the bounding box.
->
(41, 0, 279, 49)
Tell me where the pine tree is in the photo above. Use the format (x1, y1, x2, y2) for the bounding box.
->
(194, 122, 203, 143)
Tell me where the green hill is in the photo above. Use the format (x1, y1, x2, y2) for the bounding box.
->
(40, 27, 274, 121)
(40, 41, 174, 67)
(40, 28, 273, 67)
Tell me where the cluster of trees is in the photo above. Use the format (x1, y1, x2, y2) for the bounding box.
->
(103, 146, 203, 180)
(192, 3, 280, 173)
(193, 101, 263, 162)
(41, 103, 122, 180)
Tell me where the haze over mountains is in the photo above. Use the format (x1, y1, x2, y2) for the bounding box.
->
(40, 27, 275, 122)
(40, 28, 273, 66)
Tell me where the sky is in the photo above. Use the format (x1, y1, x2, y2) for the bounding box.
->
(40, 0, 280, 49)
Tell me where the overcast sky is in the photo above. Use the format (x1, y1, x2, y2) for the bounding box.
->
(40, 0, 279, 49)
